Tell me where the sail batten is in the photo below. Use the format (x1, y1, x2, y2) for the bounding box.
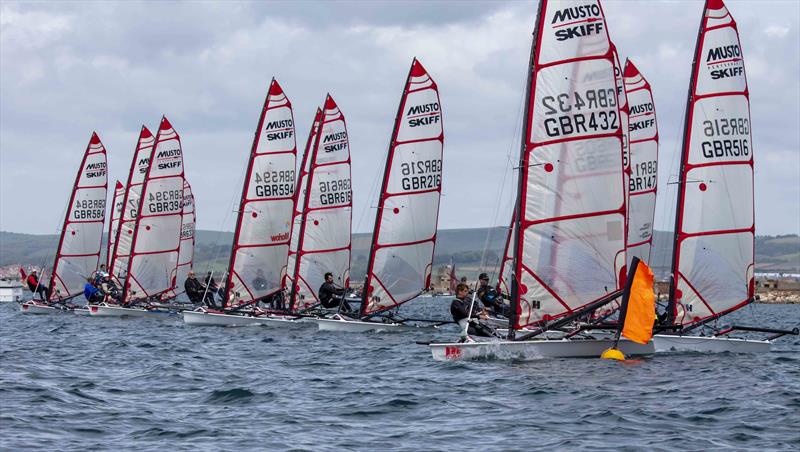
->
(361, 59, 444, 316)
(225, 79, 297, 307)
(289, 95, 352, 311)
(668, 0, 753, 326)
(511, 0, 625, 329)
(48, 132, 108, 300)
(121, 117, 186, 303)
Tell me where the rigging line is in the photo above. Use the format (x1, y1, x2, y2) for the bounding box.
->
(355, 152, 384, 234)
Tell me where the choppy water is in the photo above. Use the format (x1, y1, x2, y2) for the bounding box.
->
(1, 299, 799, 450)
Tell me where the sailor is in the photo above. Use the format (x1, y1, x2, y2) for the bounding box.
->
(93, 264, 108, 286)
(185, 271, 213, 307)
(318, 272, 351, 313)
(26, 270, 50, 300)
(84, 277, 103, 304)
(476, 273, 507, 316)
(204, 271, 220, 302)
(450, 283, 495, 341)
(100, 274, 121, 301)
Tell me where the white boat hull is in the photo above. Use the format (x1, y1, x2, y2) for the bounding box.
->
(87, 304, 167, 318)
(73, 308, 92, 316)
(653, 334, 771, 354)
(182, 310, 306, 327)
(314, 317, 438, 333)
(430, 338, 654, 361)
(20, 301, 60, 314)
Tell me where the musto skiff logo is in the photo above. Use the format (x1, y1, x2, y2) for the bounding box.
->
(629, 101, 655, 133)
(322, 131, 348, 153)
(400, 159, 442, 191)
(73, 198, 105, 220)
(253, 169, 295, 198)
(155, 148, 182, 170)
(264, 119, 294, 142)
(406, 102, 441, 128)
(551, 4, 604, 41)
(84, 161, 106, 179)
(706, 44, 744, 80)
(318, 178, 351, 206)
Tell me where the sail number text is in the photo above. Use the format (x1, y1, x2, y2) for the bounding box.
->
(73, 199, 105, 220)
(254, 169, 295, 198)
(629, 160, 657, 192)
(318, 178, 351, 206)
(541, 88, 618, 138)
(147, 189, 183, 214)
(400, 159, 442, 191)
(700, 117, 749, 159)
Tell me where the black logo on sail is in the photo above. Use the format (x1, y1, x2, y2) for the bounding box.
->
(706, 44, 743, 80)
(551, 4, 604, 41)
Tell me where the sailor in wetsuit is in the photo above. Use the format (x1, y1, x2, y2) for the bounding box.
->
(318, 272, 351, 313)
(450, 283, 496, 341)
(475, 273, 508, 317)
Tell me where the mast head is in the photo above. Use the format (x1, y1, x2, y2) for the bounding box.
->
(115, 180, 124, 189)
(410, 58, 427, 77)
(89, 132, 101, 145)
(140, 125, 153, 138)
(160, 115, 173, 131)
(324, 94, 337, 110)
(623, 58, 639, 78)
(269, 78, 284, 96)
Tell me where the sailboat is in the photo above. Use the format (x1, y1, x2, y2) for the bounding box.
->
(22, 133, 109, 314)
(161, 179, 195, 304)
(652, 0, 798, 352)
(429, 0, 654, 360)
(107, 180, 126, 268)
(90, 117, 186, 317)
(184, 79, 304, 326)
(315, 58, 446, 332)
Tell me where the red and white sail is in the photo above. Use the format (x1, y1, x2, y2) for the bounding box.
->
(612, 43, 630, 285)
(283, 108, 321, 291)
(107, 180, 125, 267)
(289, 95, 352, 311)
(174, 180, 195, 291)
(512, 0, 625, 329)
(225, 79, 297, 307)
(497, 214, 515, 295)
(361, 59, 443, 315)
(669, 0, 753, 326)
(110, 126, 155, 286)
(624, 60, 658, 266)
(122, 117, 185, 304)
(48, 132, 108, 300)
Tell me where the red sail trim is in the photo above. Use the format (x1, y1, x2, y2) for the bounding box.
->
(512, 0, 624, 329)
(109, 126, 155, 286)
(521, 206, 625, 228)
(296, 244, 351, 256)
(225, 78, 297, 307)
(520, 262, 573, 313)
(384, 187, 440, 197)
(677, 272, 716, 315)
(361, 57, 444, 316)
(669, 0, 753, 325)
(121, 117, 184, 303)
(48, 132, 107, 300)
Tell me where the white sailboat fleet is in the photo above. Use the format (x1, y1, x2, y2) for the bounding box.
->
(17, 0, 797, 360)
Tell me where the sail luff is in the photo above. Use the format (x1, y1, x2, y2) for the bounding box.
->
(224, 79, 297, 308)
(360, 58, 444, 316)
(612, 42, 630, 287)
(512, 0, 625, 329)
(284, 108, 321, 295)
(174, 180, 195, 292)
(289, 95, 352, 311)
(668, 0, 754, 326)
(623, 59, 659, 266)
(107, 180, 125, 268)
(48, 132, 108, 300)
(121, 116, 186, 304)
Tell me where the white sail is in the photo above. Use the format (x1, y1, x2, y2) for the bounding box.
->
(225, 79, 297, 306)
(110, 126, 155, 287)
(122, 117, 185, 303)
(107, 180, 125, 267)
(497, 213, 515, 296)
(669, 0, 753, 326)
(174, 180, 196, 291)
(283, 108, 321, 291)
(48, 132, 108, 300)
(289, 95, 352, 311)
(361, 59, 444, 315)
(512, 0, 625, 328)
(612, 43, 630, 284)
(624, 59, 658, 266)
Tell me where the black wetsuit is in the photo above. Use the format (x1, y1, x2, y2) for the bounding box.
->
(185, 277, 213, 306)
(318, 281, 350, 312)
(477, 285, 507, 316)
(450, 296, 495, 338)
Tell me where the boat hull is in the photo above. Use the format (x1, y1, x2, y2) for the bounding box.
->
(182, 310, 306, 327)
(652, 334, 771, 354)
(20, 301, 60, 315)
(87, 305, 167, 318)
(314, 317, 437, 333)
(430, 338, 654, 361)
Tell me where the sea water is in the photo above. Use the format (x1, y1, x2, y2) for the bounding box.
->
(1, 300, 798, 450)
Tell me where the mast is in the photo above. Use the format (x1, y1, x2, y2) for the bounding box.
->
(360, 58, 444, 317)
(224, 79, 297, 308)
(285, 108, 322, 297)
(288, 95, 352, 311)
(107, 180, 125, 268)
(48, 132, 108, 301)
(511, 0, 625, 333)
(612, 43, 630, 289)
(121, 116, 185, 305)
(667, 0, 754, 327)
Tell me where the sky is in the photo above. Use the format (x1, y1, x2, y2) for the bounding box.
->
(1, 0, 798, 237)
